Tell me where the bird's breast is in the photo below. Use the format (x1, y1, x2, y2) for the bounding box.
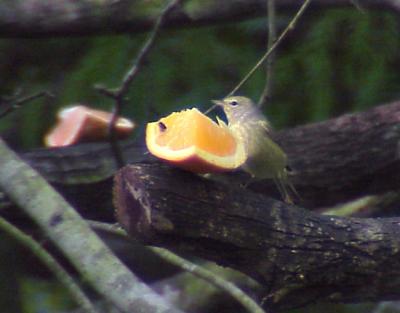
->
(229, 122, 264, 155)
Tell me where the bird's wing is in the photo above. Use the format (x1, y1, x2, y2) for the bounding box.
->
(257, 119, 271, 134)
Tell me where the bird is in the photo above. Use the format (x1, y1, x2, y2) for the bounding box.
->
(212, 96, 297, 203)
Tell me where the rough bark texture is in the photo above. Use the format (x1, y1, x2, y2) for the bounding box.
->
(0, 0, 399, 38)
(269, 101, 400, 208)
(114, 163, 400, 310)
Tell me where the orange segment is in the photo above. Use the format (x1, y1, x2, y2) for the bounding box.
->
(146, 108, 246, 173)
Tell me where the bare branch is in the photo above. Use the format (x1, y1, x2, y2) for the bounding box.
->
(258, 0, 277, 108)
(0, 216, 99, 313)
(0, 91, 53, 119)
(228, 0, 312, 96)
(95, 0, 183, 168)
(0, 138, 184, 313)
(89, 221, 267, 313)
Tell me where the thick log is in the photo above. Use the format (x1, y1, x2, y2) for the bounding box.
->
(114, 163, 400, 310)
(270, 100, 400, 207)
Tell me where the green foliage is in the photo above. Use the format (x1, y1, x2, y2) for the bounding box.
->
(271, 9, 399, 126)
(60, 35, 142, 109)
(20, 278, 74, 313)
(0, 38, 89, 148)
(0, 9, 399, 148)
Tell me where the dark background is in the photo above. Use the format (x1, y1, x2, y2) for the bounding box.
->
(0, 4, 399, 313)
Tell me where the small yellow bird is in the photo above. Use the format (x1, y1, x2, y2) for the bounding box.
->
(212, 96, 297, 203)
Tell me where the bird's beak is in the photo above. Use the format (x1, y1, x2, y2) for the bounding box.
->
(211, 100, 224, 107)
(204, 100, 224, 114)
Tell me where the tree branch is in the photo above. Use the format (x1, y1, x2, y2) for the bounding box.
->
(0, 90, 53, 119)
(272, 100, 400, 208)
(113, 162, 400, 311)
(0, 216, 99, 313)
(0, 138, 184, 313)
(228, 0, 312, 97)
(96, 0, 183, 168)
(258, 0, 277, 108)
(0, 0, 399, 38)
(89, 221, 266, 313)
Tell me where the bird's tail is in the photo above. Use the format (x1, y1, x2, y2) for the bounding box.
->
(274, 169, 300, 205)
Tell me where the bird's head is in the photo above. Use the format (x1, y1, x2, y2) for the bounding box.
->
(212, 96, 256, 123)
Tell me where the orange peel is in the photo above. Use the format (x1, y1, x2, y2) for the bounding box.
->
(45, 105, 135, 147)
(145, 108, 246, 173)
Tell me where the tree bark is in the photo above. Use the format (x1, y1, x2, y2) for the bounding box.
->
(113, 163, 400, 311)
(270, 100, 400, 208)
(0, 0, 399, 38)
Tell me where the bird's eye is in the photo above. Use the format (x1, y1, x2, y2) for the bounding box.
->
(229, 100, 238, 106)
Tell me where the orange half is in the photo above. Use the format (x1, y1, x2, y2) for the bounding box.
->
(146, 108, 246, 173)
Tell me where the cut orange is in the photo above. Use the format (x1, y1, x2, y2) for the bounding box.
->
(45, 105, 135, 147)
(146, 108, 246, 173)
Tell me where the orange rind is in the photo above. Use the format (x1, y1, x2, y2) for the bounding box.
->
(45, 105, 135, 147)
(145, 108, 246, 173)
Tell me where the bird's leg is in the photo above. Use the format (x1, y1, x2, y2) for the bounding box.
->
(273, 177, 293, 204)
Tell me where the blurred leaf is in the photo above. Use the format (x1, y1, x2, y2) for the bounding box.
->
(0, 9, 399, 148)
(20, 278, 75, 313)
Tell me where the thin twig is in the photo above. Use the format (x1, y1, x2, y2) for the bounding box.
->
(88, 220, 267, 313)
(119, 0, 182, 97)
(228, 0, 312, 97)
(0, 91, 53, 119)
(88, 221, 124, 236)
(322, 196, 377, 216)
(95, 0, 182, 168)
(258, 0, 277, 108)
(349, 0, 366, 13)
(0, 217, 99, 313)
(107, 105, 125, 168)
(321, 192, 400, 217)
(150, 247, 267, 313)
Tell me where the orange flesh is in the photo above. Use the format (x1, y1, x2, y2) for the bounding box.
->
(154, 109, 237, 157)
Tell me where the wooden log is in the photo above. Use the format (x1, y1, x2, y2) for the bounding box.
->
(114, 163, 400, 310)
